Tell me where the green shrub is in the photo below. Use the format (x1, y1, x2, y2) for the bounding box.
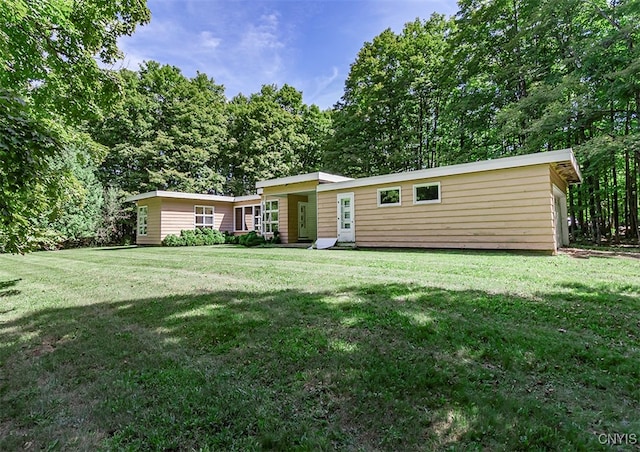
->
(198, 228, 225, 245)
(162, 234, 185, 246)
(224, 232, 239, 244)
(239, 231, 266, 247)
(162, 229, 225, 247)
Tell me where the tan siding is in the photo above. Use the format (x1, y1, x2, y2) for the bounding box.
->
(317, 192, 338, 237)
(160, 199, 234, 239)
(317, 164, 557, 251)
(307, 193, 318, 240)
(263, 180, 318, 196)
(136, 198, 161, 245)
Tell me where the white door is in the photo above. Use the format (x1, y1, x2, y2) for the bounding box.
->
(298, 202, 308, 239)
(337, 193, 355, 242)
(554, 195, 563, 248)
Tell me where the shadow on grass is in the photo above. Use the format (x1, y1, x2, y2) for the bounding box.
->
(95, 246, 141, 252)
(0, 278, 21, 298)
(1, 283, 638, 450)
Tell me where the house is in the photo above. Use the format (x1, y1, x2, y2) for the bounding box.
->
(125, 192, 261, 245)
(127, 148, 582, 252)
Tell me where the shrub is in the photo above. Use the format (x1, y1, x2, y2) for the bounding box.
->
(162, 234, 185, 246)
(162, 228, 225, 247)
(198, 228, 225, 245)
(224, 231, 239, 244)
(238, 231, 266, 247)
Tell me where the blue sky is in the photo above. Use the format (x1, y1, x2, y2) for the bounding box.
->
(113, 0, 459, 109)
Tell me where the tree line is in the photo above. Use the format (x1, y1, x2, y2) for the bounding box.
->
(1, 0, 638, 252)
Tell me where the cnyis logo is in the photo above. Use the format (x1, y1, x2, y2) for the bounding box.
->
(597, 433, 638, 446)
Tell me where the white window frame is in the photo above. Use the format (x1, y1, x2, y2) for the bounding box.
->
(413, 182, 441, 205)
(234, 206, 244, 232)
(194, 205, 215, 229)
(253, 205, 262, 232)
(264, 200, 279, 233)
(377, 186, 402, 207)
(137, 205, 148, 236)
(234, 205, 261, 232)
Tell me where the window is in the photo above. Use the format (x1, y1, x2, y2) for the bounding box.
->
(234, 207, 244, 232)
(377, 187, 401, 207)
(413, 182, 441, 204)
(234, 205, 261, 232)
(195, 205, 215, 229)
(264, 200, 279, 233)
(137, 206, 148, 236)
(253, 205, 261, 231)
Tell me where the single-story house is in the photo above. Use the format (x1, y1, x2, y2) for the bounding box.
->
(126, 148, 582, 252)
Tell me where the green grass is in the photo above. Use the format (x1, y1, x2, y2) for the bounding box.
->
(0, 246, 638, 450)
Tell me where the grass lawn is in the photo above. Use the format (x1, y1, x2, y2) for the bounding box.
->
(0, 246, 639, 450)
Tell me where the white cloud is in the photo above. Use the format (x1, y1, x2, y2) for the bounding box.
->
(240, 13, 285, 51)
(199, 31, 222, 49)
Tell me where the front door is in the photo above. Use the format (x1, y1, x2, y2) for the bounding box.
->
(337, 193, 355, 242)
(298, 202, 308, 239)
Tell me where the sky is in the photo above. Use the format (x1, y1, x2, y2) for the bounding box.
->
(113, 0, 459, 110)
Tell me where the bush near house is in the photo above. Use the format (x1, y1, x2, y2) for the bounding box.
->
(161, 228, 225, 246)
(238, 231, 266, 247)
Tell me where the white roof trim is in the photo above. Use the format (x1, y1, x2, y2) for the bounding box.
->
(125, 190, 237, 203)
(256, 171, 352, 189)
(234, 194, 262, 202)
(317, 149, 581, 192)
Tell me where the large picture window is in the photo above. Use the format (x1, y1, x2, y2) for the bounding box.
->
(234, 205, 261, 232)
(413, 182, 440, 204)
(377, 187, 401, 207)
(264, 200, 279, 233)
(195, 205, 215, 229)
(137, 206, 148, 236)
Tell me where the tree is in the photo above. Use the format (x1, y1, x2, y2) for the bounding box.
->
(94, 63, 228, 194)
(223, 84, 319, 194)
(0, 0, 150, 252)
(327, 15, 449, 177)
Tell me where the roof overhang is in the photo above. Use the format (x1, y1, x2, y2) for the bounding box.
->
(256, 171, 352, 189)
(124, 190, 260, 203)
(317, 149, 582, 192)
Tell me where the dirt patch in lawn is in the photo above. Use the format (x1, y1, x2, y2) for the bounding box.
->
(561, 247, 640, 260)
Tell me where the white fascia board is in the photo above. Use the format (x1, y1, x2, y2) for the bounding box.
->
(125, 190, 236, 203)
(256, 172, 352, 189)
(317, 149, 580, 192)
(233, 194, 262, 202)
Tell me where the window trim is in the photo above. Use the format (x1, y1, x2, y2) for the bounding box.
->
(263, 199, 279, 233)
(413, 182, 441, 205)
(234, 204, 261, 232)
(377, 186, 402, 207)
(137, 205, 148, 236)
(194, 205, 215, 229)
(234, 206, 244, 232)
(253, 205, 262, 232)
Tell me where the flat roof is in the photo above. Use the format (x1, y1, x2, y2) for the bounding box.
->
(255, 171, 353, 189)
(316, 149, 582, 192)
(125, 190, 260, 203)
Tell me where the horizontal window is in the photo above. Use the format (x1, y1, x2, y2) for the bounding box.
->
(377, 187, 401, 207)
(413, 182, 441, 204)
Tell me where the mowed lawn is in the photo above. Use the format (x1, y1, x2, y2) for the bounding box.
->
(0, 246, 638, 451)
